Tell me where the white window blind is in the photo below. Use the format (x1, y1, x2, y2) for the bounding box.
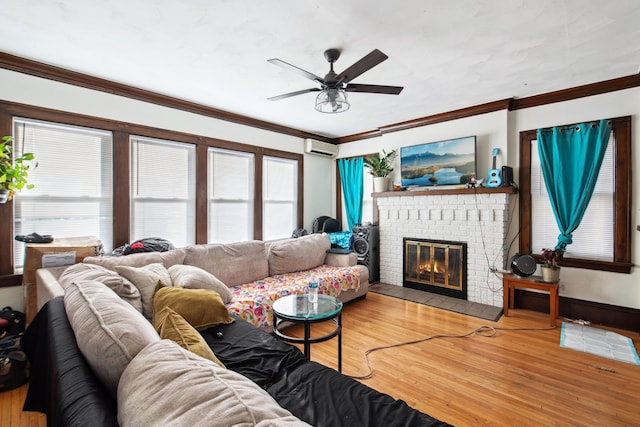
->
(208, 148, 254, 243)
(530, 133, 614, 261)
(12, 118, 113, 272)
(130, 136, 196, 248)
(361, 171, 374, 226)
(263, 156, 298, 241)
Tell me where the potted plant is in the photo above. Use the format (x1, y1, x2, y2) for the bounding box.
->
(364, 148, 397, 193)
(540, 247, 564, 282)
(0, 136, 37, 203)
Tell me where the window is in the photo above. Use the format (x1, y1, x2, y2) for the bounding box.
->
(1, 101, 304, 277)
(263, 156, 298, 241)
(130, 136, 196, 248)
(361, 170, 374, 225)
(12, 118, 113, 272)
(519, 116, 632, 273)
(530, 136, 614, 261)
(208, 148, 254, 243)
(339, 160, 373, 229)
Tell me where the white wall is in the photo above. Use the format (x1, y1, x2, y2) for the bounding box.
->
(0, 68, 335, 311)
(339, 88, 640, 310)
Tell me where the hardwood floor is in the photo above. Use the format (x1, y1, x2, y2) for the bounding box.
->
(287, 293, 640, 426)
(2, 292, 639, 426)
(0, 383, 44, 426)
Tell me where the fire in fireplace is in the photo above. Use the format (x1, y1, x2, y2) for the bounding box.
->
(403, 238, 467, 300)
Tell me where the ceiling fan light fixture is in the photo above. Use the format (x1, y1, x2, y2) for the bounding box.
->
(315, 88, 350, 113)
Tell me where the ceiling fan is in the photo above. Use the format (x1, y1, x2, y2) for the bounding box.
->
(267, 48, 403, 113)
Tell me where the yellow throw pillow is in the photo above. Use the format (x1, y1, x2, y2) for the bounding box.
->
(152, 283, 234, 330)
(154, 307, 225, 368)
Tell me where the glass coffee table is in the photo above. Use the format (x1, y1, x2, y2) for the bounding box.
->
(272, 294, 343, 373)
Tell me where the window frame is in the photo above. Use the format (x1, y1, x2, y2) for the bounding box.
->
(518, 116, 632, 273)
(0, 101, 304, 276)
(129, 135, 197, 248)
(262, 155, 299, 241)
(208, 147, 255, 243)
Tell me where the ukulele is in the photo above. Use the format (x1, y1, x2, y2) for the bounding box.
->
(486, 148, 502, 187)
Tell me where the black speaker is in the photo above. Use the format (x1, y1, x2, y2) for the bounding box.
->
(501, 166, 514, 187)
(509, 253, 536, 277)
(352, 225, 379, 283)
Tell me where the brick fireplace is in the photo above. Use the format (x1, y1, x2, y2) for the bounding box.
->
(375, 189, 513, 307)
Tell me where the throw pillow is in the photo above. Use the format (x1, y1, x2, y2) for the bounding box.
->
(152, 283, 234, 330)
(168, 264, 233, 304)
(116, 263, 172, 320)
(268, 233, 331, 276)
(118, 340, 310, 427)
(154, 306, 225, 368)
(58, 263, 143, 313)
(63, 280, 160, 398)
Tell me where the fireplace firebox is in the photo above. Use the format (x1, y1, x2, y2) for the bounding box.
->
(403, 238, 467, 300)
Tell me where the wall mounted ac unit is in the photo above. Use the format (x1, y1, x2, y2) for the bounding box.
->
(305, 139, 339, 158)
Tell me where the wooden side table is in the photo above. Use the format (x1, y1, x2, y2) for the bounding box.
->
(503, 274, 559, 326)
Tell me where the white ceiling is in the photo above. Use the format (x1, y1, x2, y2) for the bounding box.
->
(2, 0, 639, 139)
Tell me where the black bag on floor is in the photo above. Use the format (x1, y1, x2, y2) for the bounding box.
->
(0, 334, 28, 391)
(0, 307, 25, 338)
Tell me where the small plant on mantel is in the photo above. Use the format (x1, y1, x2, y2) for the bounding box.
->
(364, 148, 398, 193)
(0, 135, 37, 203)
(541, 247, 564, 270)
(364, 148, 398, 177)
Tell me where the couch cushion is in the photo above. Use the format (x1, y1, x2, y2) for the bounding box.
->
(118, 339, 310, 427)
(58, 263, 143, 313)
(168, 264, 233, 304)
(268, 234, 331, 276)
(153, 307, 225, 368)
(116, 263, 172, 320)
(152, 283, 234, 330)
(183, 240, 268, 287)
(83, 248, 186, 271)
(63, 280, 160, 398)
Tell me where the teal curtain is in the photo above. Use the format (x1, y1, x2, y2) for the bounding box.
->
(536, 119, 611, 250)
(338, 157, 364, 230)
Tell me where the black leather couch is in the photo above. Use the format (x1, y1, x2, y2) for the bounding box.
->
(22, 298, 450, 426)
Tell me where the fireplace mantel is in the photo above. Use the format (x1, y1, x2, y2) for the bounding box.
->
(372, 186, 516, 223)
(373, 186, 517, 198)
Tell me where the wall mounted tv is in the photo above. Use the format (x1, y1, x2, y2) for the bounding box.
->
(400, 136, 476, 187)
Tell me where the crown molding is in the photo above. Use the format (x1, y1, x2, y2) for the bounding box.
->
(510, 73, 640, 110)
(0, 52, 333, 143)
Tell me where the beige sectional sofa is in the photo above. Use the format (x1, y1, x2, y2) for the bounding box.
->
(35, 233, 368, 329)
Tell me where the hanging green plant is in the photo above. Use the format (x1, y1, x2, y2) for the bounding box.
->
(0, 135, 37, 202)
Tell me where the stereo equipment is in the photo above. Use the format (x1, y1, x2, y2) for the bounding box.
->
(352, 224, 379, 282)
(509, 253, 536, 278)
(501, 166, 514, 187)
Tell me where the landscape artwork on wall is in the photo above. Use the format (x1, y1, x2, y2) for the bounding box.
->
(400, 136, 477, 187)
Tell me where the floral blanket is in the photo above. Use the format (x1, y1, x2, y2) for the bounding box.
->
(226, 265, 360, 330)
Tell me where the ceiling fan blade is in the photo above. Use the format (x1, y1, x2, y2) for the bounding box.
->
(267, 58, 325, 84)
(268, 88, 321, 101)
(345, 83, 403, 95)
(335, 49, 389, 84)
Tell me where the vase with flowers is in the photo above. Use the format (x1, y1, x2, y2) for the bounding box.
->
(540, 247, 564, 282)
